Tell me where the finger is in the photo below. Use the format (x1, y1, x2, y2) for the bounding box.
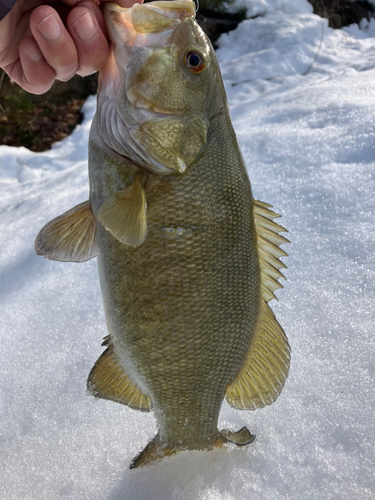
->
(65, 1, 107, 34)
(67, 5, 109, 77)
(3, 36, 56, 94)
(18, 36, 56, 93)
(29, 5, 79, 82)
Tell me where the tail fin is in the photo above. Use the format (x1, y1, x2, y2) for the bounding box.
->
(129, 426, 255, 468)
(130, 435, 181, 469)
(219, 426, 255, 446)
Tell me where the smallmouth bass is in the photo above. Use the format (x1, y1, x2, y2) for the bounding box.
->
(35, 0, 290, 469)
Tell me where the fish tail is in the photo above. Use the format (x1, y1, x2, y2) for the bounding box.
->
(218, 426, 255, 447)
(129, 434, 181, 469)
(130, 427, 255, 468)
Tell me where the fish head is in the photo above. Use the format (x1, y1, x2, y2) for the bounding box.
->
(97, 0, 224, 175)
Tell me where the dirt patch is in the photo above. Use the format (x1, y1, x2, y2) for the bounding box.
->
(0, 72, 97, 152)
(308, 0, 374, 29)
(0, 94, 85, 152)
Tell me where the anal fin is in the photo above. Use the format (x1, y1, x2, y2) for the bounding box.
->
(87, 344, 152, 412)
(34, 200, 98, 262)
(97, 174, 147, 247)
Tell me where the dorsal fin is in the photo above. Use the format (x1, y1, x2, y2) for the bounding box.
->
(97, 174, 147, 248)
(34, 200, 98, 262)
(225, 200, 290, 410)
(253, 200, 289, 302)
(87, 344, 152, 412)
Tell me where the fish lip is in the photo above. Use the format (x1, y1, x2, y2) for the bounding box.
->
(103, 0, 196, 39)
(103, 2, 127, 12)
(102, 1, 196, 16)
(103, 2, 126, 13)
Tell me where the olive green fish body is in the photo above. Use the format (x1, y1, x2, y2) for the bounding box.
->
(89, 111, 260, 448)
(35, 0, 290, 468)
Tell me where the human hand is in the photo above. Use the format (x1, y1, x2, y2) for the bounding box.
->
(0, 0, 143, 94)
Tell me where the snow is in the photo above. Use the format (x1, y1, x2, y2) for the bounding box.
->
(1, 1, 375, 498)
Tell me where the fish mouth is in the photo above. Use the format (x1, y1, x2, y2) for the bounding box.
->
(103, 0, 196, 76)
(97, 1, 203, 175)
(102, 3, 195, 116)
(104, 1, 196, 21)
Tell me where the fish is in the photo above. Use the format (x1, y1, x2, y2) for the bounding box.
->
(34, 0, 290, 469)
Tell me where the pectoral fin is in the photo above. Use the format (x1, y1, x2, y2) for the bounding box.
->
(87, 344, 152, 412)
(34, 200, 98, 262)
(97, 175, 147, 247)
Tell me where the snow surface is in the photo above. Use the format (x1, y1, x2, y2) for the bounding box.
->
(1, 0, 375, 498)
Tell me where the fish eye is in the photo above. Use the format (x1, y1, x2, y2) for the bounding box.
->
(184, 51, 206, 73)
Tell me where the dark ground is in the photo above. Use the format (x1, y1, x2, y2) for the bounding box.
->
(310, 0, 374, 28)
(0, 0, 373, 152)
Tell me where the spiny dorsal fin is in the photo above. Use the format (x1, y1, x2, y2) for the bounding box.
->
(253, 199, 289, 302)
(87, 344, 152, 412)
(34, 200, 98, 262)
(97, 174, 147, 247)
(225, 301, 290, 410)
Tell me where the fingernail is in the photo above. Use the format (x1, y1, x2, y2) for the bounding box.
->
(37, 14, 62, 40)
(25, 43, 42, 62)
(72, 13, 97, 42)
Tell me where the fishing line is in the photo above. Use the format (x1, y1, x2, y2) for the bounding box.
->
(232, 19, 325, 86)
(302, 20, 325, 75)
